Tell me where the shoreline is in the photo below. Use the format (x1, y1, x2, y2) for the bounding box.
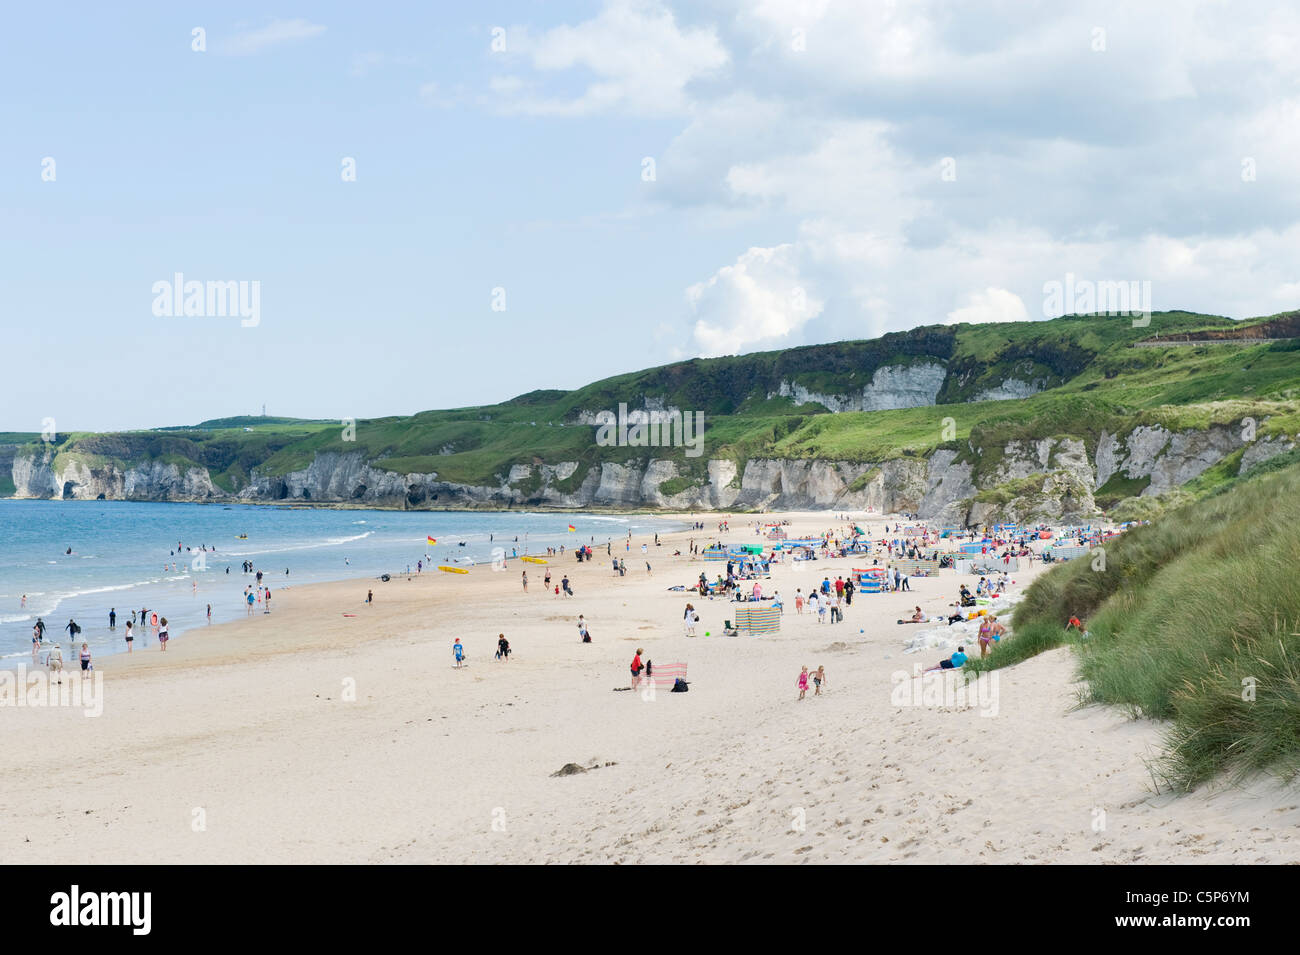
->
(7, 509, 1297, 864)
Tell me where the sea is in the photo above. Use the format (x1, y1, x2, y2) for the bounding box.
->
(0, 500, 685, 666)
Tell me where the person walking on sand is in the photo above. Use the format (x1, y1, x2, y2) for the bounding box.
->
(158, 617, 169, 651)
(366, 589, 373, 605)
(453, 638, 465, 668)
(797, 666, 810, 701)
(813, 665, 827, 696)
(630, 648, 645, 688)
(578, 615, 591, 643)
(124, 619, 134, 652)
(47, 644, 64, 685)
(684, 603, 698, 637)
(795, 589, 804, 614)
(496, 633, 511, 661)
(80, 642, 92, 676)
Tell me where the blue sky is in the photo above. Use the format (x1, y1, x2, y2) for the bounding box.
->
(3, 1, 1298, 431)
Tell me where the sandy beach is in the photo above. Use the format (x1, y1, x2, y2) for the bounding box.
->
(3, 511, 1297, 865)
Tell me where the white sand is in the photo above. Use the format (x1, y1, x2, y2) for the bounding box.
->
(3, 511, 1296, 864)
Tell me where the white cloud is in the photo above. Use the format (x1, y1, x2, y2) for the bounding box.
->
(495, 0, 729, 116)
(946, 288, 1030, 325)
(222, 19, 325, 56)
(687, 245, 824, 355)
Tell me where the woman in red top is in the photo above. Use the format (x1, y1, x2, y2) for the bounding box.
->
(630, 649, 644, 688)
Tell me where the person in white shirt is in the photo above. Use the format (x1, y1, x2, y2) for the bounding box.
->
(46, 643, 64, 684)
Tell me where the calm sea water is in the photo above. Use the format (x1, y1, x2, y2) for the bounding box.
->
(0, 500, 683, 665)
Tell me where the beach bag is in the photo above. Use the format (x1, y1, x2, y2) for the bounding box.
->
(671, 678, 689, 693)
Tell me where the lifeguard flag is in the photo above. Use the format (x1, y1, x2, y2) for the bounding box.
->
(567, 524, 576, 532)
(427, 536, 437, 546)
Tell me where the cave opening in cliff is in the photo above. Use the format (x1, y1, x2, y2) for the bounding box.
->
(62, 482, 77, 500)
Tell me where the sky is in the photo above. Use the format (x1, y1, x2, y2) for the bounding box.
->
(3, 0, 1299, 431)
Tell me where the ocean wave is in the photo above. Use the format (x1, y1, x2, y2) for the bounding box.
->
(225, 531, 374, 558)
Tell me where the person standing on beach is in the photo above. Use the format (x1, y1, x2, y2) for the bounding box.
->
(109, 608, 116, 628)
(453, 638, 465, 668)
(496, 634, 510, 661)
(158, 617, 169, 650)
(124, 619, 134, 652)
(797, 666, 809, 700)
(246, 591, 255, 615)
(578, 615, 590, 642)
(630, 649, 644, 688)
(47, 644, 64, 685)
(366, 589, 373, 605)
(207, 603, 212, 622)
(521, 570, 528, 592)
(264, 589, 272, 613)
(80, 643, 92, 676)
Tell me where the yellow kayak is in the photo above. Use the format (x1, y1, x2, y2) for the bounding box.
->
(520, 556, 548, 564)
(439, 565, 468, 575)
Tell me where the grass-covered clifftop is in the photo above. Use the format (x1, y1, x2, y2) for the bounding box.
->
(5, 309, 1300, 499)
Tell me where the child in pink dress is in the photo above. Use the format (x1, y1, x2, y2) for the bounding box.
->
(797, 666, 810, 700)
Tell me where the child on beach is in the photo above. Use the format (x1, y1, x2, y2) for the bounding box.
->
(797, 666, 810, 700)
(630, 648, 644, 687)
(158, 617, 169, 651)
(453, 638, 465, 668)
(496, 634, 510, 661)
(813, 665, 826, 695)
(124, 620, 133, 652)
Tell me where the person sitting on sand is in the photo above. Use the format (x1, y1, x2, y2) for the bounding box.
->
(958, 585, 975, 607)
(908, 606, 924, 623)
(923, 646, 968, 673)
